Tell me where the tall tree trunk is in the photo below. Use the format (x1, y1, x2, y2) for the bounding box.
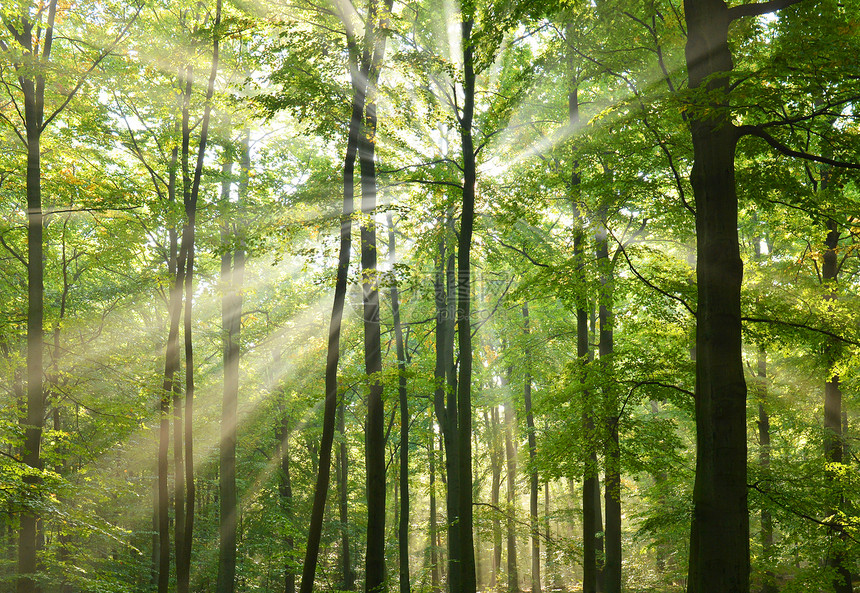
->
(504, 396, 519, 593)
(158, 136, 181, 593)
(752, 234, 775, 593)
(277, 411, 295, 593)
(337, 398, 355, 590)
(597, 220, 621, 593)
(544, 482, 555, 589)
(358, 2, 395, 590)
(756, 347, 775, 593)
(297, 18, 362, 593)
(15, 4, 58, 590)
(429, 420, 441, 593)
(217, 123, 247, 593)
(173, 63, 194, 593)
(822, 218, 850, 593)
(684, 2, 749, 591)
(485, 407, 503, 591)
(433, 222, 459, 593)
(569, 74, 601, 593)
(178, 13, 220, 590)
(456, 12, 478, 593)
(388, 214, 411, 593)
(522, 304, 540, 593)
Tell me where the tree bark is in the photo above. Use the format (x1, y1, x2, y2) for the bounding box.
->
(569, 77, 601, 593)
(755, 347, 775, 593)
(597, 219, 621, 593)
(522, 304, 540, 593)
(217, 123, 246, 593)
(358, 2, 395, 590)
(683, 2, 749, 591)
(504, 395, 519, 593)
(337, 398, 355, 590)
(433, 221, 460, 593)
(277, 411, 295, 593)
(297, 19, 362, 593)
(486, 407, 503, 591)
(456, 12, 478, 593)
(429, 420, 441, 593)
(12, 4, 58, 590)
(822, 217, 850, 593)
(388, 214, 411, 593)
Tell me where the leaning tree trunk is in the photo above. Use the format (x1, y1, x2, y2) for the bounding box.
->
(297, 24, 362, 593)
(684, 1, 749, 591)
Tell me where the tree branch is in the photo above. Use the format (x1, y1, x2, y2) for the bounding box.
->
(616, 240, 696, 317)
(41, 3, 143, 132)
(742, 316, 860, 347)
(727, 0, 805, 22)
(0, 233, 26, 267)
(497, 240, 551, 268)
(738, 126, 860, 169)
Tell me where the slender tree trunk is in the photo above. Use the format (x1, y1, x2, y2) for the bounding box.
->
(358, 2, 395, 589)
(15, 5, 58, 589)
(217, 123, 246, 593)
(158, 141, 181, 593)
(338, 398, 355, 590)
(457, 13, 478, 593)
(504, 396, 519, 593)
(429, 421, 441, 593)
(178, 16, 219, 589)
(597, 220, 621, 593)
(19, 63, 45, 593)
(277, 411, 295, 593)
(822, 218, 851, 593)
(522, 304, 540, 593)
(569, 75, 601, 593)
(755, 347, 775, 593)
(751, 235, 775, 593)
(297, 24, 362, 593)
(684, 2, 749, 591)
(433, 223, 460, 593)
(486, 407, 503, 591)
(173, 62, 195, 592)
(387, 214, 411, 593)
(544, 482, 555, 589)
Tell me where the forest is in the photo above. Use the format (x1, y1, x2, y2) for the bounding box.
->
(1, 0, 859, 591)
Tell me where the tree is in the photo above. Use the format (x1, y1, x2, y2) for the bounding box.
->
(0, 3, 137, 590)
